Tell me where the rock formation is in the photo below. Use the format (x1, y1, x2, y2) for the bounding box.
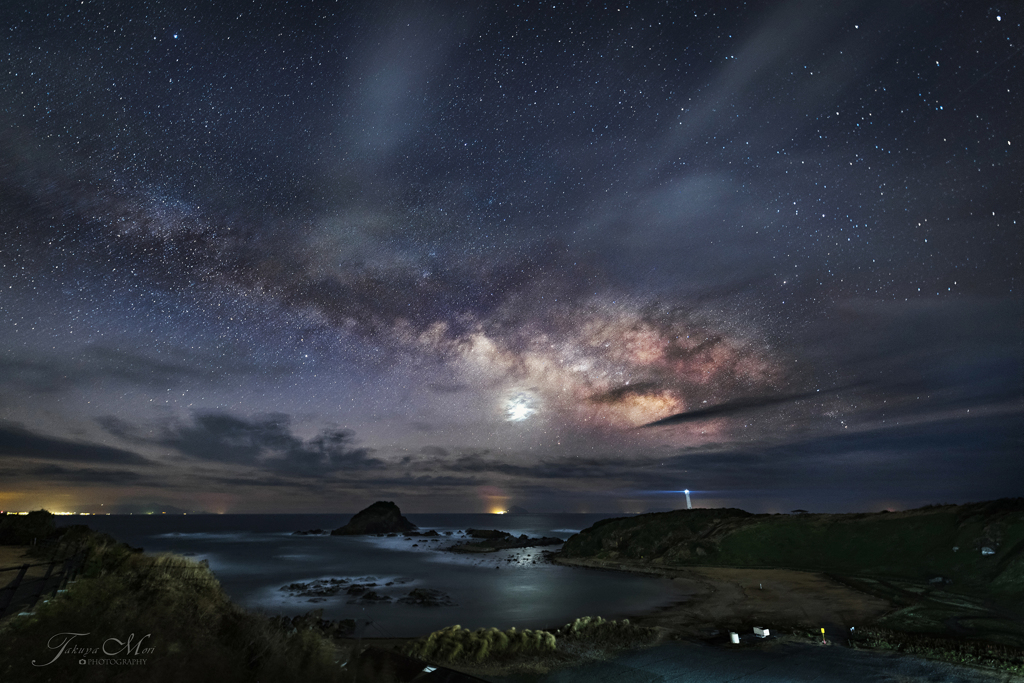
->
(331, 501, 418, 535)
(448, 528, 564, 553)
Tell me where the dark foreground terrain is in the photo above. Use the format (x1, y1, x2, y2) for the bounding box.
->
(555, 499, 1024, 659)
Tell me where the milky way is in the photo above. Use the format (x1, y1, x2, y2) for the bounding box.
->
(0, 1, 1020, 513)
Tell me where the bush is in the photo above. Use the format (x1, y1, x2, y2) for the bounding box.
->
(402, 624, 557, 665)
(0, 540, 342, 682)
(402, 616, 657, 668)
(557, 615, 659, 648)
(0, 510, 57, 545)
(855, 627, 1024, 674)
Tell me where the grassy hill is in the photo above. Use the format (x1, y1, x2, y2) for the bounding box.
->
(560, 499, 1024, 598)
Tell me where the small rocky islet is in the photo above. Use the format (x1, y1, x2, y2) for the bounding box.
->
(329, 500, 418, 535)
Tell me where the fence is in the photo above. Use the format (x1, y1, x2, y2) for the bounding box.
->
(0, 545, 89, 620)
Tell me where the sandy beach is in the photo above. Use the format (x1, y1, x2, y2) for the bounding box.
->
(553, 556, 893, 637)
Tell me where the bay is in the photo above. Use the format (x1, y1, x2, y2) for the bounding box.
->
(59, 513, 682, 638)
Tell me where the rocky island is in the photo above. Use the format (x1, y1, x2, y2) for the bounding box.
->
(330, 500, 418, 535)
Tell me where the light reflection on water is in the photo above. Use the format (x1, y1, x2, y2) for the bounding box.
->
(61, 513, 683, 637)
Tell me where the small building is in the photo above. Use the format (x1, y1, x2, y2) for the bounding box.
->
(753, 626, 770, 638)
(981, 546, 995, 555)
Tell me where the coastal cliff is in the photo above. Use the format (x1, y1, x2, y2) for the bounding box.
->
(558, 499, 1024, 596)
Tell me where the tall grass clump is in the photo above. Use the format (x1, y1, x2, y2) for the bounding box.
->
(855, 628, 1024, 674)
(402, 617, 659, 669)
(402, 624, 557, 665)
(556, 616, 659, 650)
(0, 533, 342, 683)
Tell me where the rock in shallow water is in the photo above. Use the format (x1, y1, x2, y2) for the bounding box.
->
(331, 501, 418, 535)
(397, 588, 456, 606)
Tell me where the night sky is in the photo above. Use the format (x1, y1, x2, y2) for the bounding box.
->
(1, 1, 1020, 514)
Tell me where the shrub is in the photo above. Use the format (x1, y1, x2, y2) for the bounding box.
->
(557, 615, 659, 648)
(402, 624, 558, 665)
(855, 627, 1024, 674)
(0, 510, 57, 545)
(0, 537, 343, 682)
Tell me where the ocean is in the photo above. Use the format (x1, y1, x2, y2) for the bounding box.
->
(58, 513, 681, 638)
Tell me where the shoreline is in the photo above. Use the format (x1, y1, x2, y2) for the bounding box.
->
(553, 555, 894, 636)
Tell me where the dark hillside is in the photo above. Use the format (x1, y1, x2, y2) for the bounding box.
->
(560, 499, 1024, 597)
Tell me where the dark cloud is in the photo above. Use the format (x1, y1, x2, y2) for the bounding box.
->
(0, 463, 153, 485)
(349, 473, 488, 490)
(815, 298, 1024, 416)
(95, 416, 137, 442)
(0, 424, 156, 466)
(202, 474, 330, 490)
(640, 384, 865, 427)
(444, 453, 647, 481)
(416, 411, 1023, 505)
(660, 412, 1024, 497)
(136, 411, 384, 477)
(0, 345, 283, 395)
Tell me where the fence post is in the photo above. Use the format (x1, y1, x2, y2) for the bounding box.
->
(24, 560, 57, 611)
(53, 549, 87, 595)
(0, 564, 31, 618)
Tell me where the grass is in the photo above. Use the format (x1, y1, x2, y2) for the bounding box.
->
(402, 624, 557, 664)
(852, 627, 1024, 674)
(399, 616, 661, 673)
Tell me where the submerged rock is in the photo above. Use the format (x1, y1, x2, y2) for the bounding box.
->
(279, 577, 350, 598)
(397, 588, 456, 606)
(331, 501, 418, 535)
(272, 610, 356, 638)
(448, 529, 564, 553)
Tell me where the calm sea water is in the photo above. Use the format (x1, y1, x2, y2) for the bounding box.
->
(58, 513, 681, 638)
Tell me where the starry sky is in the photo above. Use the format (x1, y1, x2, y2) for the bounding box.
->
(1, 0, 1021, 514)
